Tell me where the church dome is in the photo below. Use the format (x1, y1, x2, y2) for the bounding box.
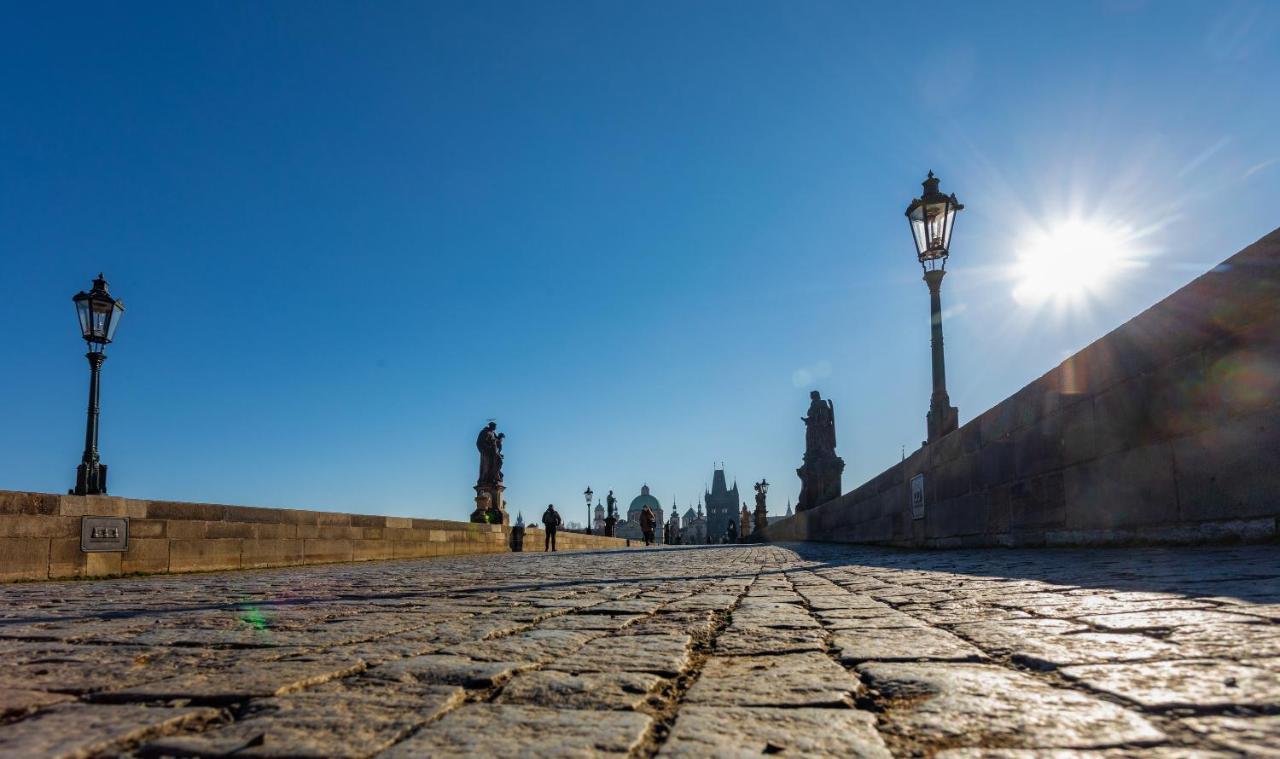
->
(628, 484, 661, 516)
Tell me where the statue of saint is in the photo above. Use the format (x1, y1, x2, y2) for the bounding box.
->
(802, 391, 836, 458)
(476, 422, 503, 486)
(606, 490, 617, 518)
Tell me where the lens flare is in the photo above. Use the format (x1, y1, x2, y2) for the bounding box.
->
(1011, 220, 1144, 307)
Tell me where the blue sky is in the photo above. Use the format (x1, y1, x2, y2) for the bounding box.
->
(2, 1, 1277, 522)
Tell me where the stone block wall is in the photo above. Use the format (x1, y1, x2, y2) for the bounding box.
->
(0, 491, 632, 582)
(764, 227, 1280, 548)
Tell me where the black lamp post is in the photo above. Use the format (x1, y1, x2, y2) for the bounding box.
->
(583, 486, 593, 535)
(71, 274, 125, 495)
(905, 172, 963, 443)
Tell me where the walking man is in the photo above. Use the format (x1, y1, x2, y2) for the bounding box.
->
(639, 504, 657, 546)
(542, 504, 562, 552)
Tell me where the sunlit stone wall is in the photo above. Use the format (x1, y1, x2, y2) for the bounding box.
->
(0, 491, 631, 582)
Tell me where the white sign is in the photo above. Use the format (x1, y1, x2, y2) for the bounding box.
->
(910, 474, 925, 520)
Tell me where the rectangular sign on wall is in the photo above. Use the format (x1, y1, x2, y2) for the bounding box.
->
(910, 474, 925, 520)
(81, 516, 128, 552)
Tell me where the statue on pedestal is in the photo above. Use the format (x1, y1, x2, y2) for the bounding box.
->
(753, 478, 769, 534)
(471, 421, 509, 525)
(740, 502, 750, 540)
(604, 490, 618, 537)
(796, 391, 845, 512)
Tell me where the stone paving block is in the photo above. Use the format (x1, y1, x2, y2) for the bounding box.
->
(1060, 659, 1280, 709)
(496, 670, 666, 710)
(101, 657, 366, 704)
(1078, 609, 1265, 630)
(732, 601, 822, 629)
(858, 662, 1164, 749)
(537, 613, 643, 631)
(626, 610, 718, 637)
(551, 633, 692, 676)
(1010, 632, 1186, 669)
(364, 654, 529, 688)
(659, 705, 890, 758)
(1165, 621, 1280, 658)
(0, 703, 218, 758)
(949, 619, 1090, 654)
(443, 628, 598, 663)
(936, 750, 1233, 758)
(714, 625, 826, 655)
(660, 594, 740, 612)
(834, 627, 986, 663)
(820, 610, 935, 630)
(686, 652, 862, 707)
(0, 687, 74, 718)
(1182, 714, 1280, 757)
(141, 683, 463, 758)
(379, 704, 651, 757)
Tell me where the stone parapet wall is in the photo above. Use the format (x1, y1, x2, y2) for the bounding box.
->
(0, 491, 632, 582)
(764, 227, 1280, 548)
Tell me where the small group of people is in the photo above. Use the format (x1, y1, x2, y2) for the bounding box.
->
(539, 502, 659, 550)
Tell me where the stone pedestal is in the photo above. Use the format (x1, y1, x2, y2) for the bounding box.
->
(604, 516, 616, 538)
(470, 483, 508, 525)
(796, 455, 845, 513)
(510, 524, 525, 552)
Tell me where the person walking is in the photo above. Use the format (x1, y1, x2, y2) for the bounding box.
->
(542, 504, 562, 552)
(639, 504, 657, 546)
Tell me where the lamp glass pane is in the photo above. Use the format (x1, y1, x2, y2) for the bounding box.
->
(89, 299, 112, 340)
(104, 303, 123, 341)
(75, 299, 91, 337)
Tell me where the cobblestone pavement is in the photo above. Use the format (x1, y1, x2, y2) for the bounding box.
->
(1, 542, 1278, 757)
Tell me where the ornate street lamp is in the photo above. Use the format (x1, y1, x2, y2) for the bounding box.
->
(583, 486, 593, 535)
(71, 274, 125, 495)
(905, 172, 963, 443)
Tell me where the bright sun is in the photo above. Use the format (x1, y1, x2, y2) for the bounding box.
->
(1011, 220, 1140, 306)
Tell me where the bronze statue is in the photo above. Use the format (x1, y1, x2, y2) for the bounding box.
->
(802, 391, 836, 458)
(797, 391, 844, 512)
(476, 422, 504, 486)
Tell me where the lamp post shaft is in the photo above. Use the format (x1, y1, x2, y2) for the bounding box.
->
(925, 270, 948, 403)
(75, 352, 107, 495)
(923, 270, 958, 442)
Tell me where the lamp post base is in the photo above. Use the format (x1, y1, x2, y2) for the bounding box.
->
(927, 402, 959, 443)
(72, 462, 108, 496)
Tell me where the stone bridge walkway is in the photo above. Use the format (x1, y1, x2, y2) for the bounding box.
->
(0, 543, 1278, 757)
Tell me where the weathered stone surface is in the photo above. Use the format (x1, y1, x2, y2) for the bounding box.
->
(1182, 714, 1280, 757)
(686, 653, 862, 707)
(102, 658, 365, 704)
(0, 541, 1277, 756)
(380, 704, 651, 757)
(0, 703, 217, 758)
(443, 628, 597, 663)
(0, 687, 74, 718)
(1166, 621, 1280, 658)
(364, 654, 529, 688)
(1078, 609, 1264, 630)
(660, 706, 890, 758)
(551, 633, 692, 676)
(834, 627, 986, 663)
(146, 683, 461, 757)
(1011, 632, 1186, 669)
(496, 670, 665, 710)
(859, 662, 1164, 749)
(714, 625, 826, 655)
(1061, 659, 1280, 708)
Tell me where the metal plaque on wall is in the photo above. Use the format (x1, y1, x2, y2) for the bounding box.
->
(910, 474, 925, 520)
(81, 516, 128, 552)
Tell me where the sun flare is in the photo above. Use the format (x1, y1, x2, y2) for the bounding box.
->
(1011, 220, 1143, 307)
